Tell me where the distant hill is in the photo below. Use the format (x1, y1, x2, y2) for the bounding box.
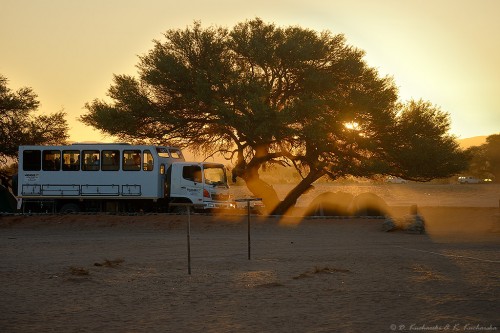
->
(458, 136, 488, 149)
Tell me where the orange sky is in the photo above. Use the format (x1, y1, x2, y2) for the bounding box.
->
(1, 0, 499, 142)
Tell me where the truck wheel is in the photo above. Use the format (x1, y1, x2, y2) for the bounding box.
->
(171, 205, 188, 214)
(60, 203, 80, 214)
(170, 203, 195, 214)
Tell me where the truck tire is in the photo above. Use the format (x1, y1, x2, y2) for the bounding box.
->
(169, 201, 193, 214)
(60, 203, 80, 214)
(171, 205, 189, 214)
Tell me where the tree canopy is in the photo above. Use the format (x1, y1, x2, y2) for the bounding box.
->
(0, 75, 69, 185)
(465, 134, 500, 181)
(81, 18, 468, 214)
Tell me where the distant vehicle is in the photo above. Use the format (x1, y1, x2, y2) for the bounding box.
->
(386, 176, 408, 184)
(458, 176, 480, 184)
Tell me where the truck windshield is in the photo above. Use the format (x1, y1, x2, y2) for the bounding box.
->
(203, 165, 227, 185)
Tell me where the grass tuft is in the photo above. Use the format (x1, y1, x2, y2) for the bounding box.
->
(313, 266, 351, 274)
(69, 266, 90, 276)
(94, 258, 124, 268)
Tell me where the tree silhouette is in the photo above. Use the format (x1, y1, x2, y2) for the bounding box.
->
(465, 134, 500, 181)
(82, 19, 467, 214)
(0, 75, 69, 187)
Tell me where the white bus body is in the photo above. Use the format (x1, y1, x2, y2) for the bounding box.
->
(16, 143, 233, 213)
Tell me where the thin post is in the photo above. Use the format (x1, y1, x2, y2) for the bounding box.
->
(247, 200, 251, 260)
(235, 198, 262, 261)
(187, 205, 191, 275)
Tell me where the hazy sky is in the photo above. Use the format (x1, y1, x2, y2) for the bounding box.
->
(1, 0, 499, 142)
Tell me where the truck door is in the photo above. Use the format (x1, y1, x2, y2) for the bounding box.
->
(178, 165, 204, 203)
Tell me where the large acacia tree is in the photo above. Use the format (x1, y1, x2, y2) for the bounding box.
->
(81, 19, 467, 214)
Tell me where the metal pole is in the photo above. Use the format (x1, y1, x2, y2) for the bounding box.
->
(187, 205, 191, 275)
(247, 200, 251, 260)
(236, 198, 261, 260)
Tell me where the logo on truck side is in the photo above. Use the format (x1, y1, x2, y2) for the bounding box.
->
(24, 173, 40, 182)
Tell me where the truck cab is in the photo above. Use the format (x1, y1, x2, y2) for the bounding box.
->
(167, 162, 232, 210)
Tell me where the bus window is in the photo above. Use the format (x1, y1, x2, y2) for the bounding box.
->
(123, 150, 141, 171)
(82, 150, 100, 171)
(23, 150, 41, 171)
(62, 150, 80, 171)
(170, 149, 183, 159)
(101, 150, 120, 171)
(42, 150, 61, 171)
(156, 147, 170, 158)
(143, 150, 153, 171)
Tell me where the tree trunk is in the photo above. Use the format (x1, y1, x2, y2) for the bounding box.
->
(244, 176, 281, 213)
(231, 149, 324, 215)
(270, 170, 324, 215)
(232, 155, 281, 213)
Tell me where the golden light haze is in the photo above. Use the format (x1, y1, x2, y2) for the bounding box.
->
(1, 0, 499, 142)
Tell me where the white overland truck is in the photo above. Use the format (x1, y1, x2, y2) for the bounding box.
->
(15, 143, 234, 213)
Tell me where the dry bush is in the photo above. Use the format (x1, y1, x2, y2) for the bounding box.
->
(69, 266, 90, 276)
(351, 192, 389, 216)
(94, 258, 124, 268)
(305, 191, 354, 216)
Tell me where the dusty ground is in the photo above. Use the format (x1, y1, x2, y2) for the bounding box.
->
(0, 184, 499, 332)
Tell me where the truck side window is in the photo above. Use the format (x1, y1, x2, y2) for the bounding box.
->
(123, 150, 141, 171)
(62, 150, 80, 171)
(82, 150, 100, 171)
(101, 150, 120, 171)
(182, 165, 202, 183)
(42, 150, 61, 171)
(23, 150, 41, 171)
(143, 150, 153, 171)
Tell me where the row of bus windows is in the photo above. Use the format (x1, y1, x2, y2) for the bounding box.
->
(23, 149, 155, 172)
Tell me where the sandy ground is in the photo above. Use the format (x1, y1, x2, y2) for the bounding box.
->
(232, 183, 500, 208)
(0, 184, 499, 332)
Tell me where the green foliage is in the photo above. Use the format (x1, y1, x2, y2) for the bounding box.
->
(387, 100, 468, 181)
(0, 75, 69, 183)
(465, 134, 500, 181)
(485, 134, 500, 180)
(81, 19, 468, 213)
